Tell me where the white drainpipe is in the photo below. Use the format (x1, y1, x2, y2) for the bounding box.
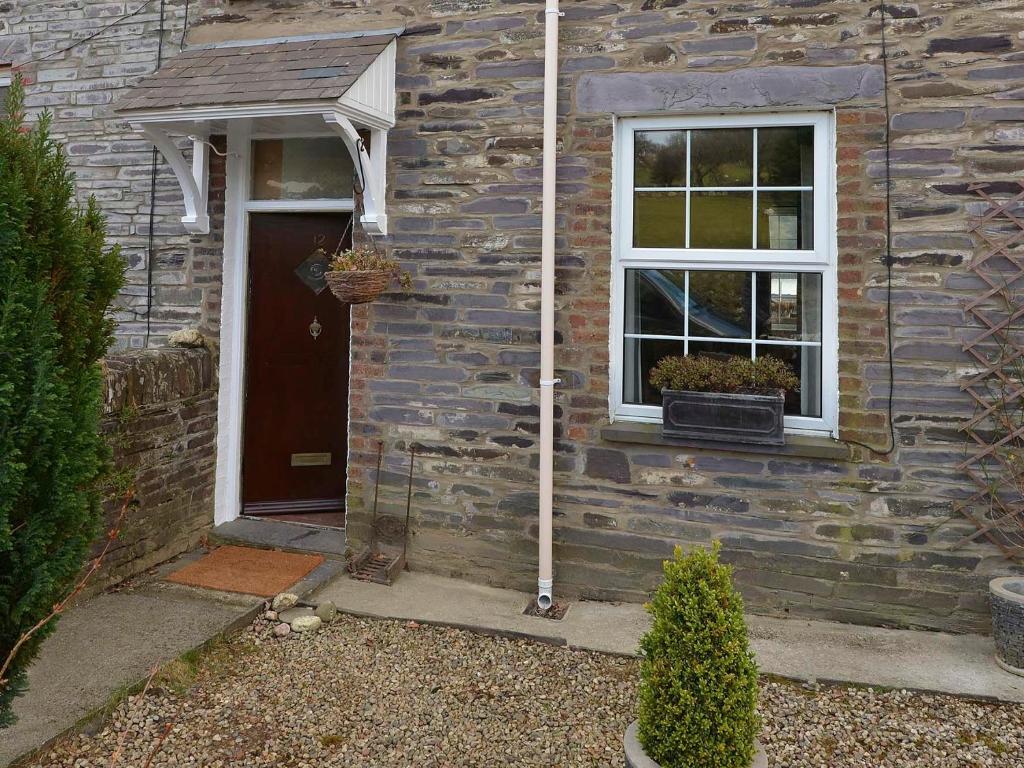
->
(537, 0, 560, 611)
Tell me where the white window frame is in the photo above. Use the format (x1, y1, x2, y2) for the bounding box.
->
(609, 111, 839, 437)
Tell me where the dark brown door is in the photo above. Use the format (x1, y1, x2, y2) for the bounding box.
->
(242, 213, 351, 522)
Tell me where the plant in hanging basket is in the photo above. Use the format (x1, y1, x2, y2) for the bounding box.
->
(323, 247, 412, 304)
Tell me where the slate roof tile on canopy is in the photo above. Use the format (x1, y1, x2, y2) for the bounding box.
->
(117, 31, 398, 113)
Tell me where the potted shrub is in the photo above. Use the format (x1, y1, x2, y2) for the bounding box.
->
(990, 577, 1024, 676)
(649, 355, 799, 447)
(626, 542, 766, 768)
(324, 246, 412, 304)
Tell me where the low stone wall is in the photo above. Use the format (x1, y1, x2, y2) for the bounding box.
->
(90, 348, 217, 592)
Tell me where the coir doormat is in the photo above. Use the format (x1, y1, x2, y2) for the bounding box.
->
(166, 545, 324, 597)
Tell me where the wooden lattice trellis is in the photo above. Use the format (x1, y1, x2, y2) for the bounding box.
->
(955, 181, 1024, 559)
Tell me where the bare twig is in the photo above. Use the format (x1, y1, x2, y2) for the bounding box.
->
(141, 721, 175, 768)
(109, 663, 159, 768)
(0, 488, 136, 694)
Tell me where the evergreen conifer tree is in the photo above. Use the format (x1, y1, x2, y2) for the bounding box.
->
(0, 77, 124, 726)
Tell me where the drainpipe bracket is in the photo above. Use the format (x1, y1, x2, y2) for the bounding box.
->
(539, 378, 561, 387)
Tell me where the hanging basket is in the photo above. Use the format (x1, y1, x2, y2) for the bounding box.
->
(325, 269, 393, 304)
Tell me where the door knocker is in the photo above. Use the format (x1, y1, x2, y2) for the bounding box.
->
(309, 315, 323, 340)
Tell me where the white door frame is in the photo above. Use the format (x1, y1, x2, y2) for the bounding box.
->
(213, 122, 356, 525)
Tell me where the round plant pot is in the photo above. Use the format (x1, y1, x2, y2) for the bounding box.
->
(991, 577, 1024, 677)
(325, 269, 392, 304)
(625, 721, 768, 768)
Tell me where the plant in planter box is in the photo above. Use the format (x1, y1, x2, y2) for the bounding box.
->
(324, 246, 412, 305)
(624, 543, 764, 768)
(649, 355, 799, 447)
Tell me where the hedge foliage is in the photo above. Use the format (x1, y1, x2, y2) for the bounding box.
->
(637, 542, 761, 768)
(0, 78, 123, 725)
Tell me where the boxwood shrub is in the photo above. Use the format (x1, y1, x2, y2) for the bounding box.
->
(637, 542, 761, 768)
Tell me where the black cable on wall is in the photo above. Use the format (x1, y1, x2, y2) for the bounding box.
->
(143, 0, 167, 348)
(846, 2, 897, 458)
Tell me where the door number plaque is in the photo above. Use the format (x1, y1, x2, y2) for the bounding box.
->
(291, 452, 332, 467)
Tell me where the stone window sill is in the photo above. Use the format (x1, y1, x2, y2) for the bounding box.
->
(600, 421, 853, 462)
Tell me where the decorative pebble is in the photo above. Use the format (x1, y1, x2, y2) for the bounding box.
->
(271, 622, 290, 638)
(278, 607, 314, 624)
(314, 601, 338, 623)
(271, 593, 298, 612)
(30, 615, 1024, 768)
(290, 615, 323, 634)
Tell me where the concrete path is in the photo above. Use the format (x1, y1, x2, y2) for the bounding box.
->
(314, 570, 1024, 704)
(1, 550, 344, 768)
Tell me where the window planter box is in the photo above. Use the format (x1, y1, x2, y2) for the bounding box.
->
(661, 389, 785, 447)
(991, 577, 1024, 677)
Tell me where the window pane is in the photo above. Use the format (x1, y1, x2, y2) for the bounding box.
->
(758, 126, 814, 187)
(690, 192, 753, 248)
(634, 192, 686, 248)
(756, 345, 821, 418)
(251, 138, 354, 200)
(756, 272, 822, 342)
(634, 130, 686, 187)
(625, 269, 686, 335)
(691, 128, 753, 187)
(688, 271, 751, 339)
(623, 338, 685, 405)
(687, 340, 752, 362)
(757, 191, 813, 250)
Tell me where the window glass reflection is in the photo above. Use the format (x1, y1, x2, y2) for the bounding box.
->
(634, 192, 686, 248)
(758, 126, 814, 187)
(634, 130, 687, 187)
(690, 192, 753, 249)
(625, 270, 686, 336)
(623, 338, 685, 405)
(690, 128, 753, 187)
(252, 138, 354, 200)
(755, 272, 822, 342)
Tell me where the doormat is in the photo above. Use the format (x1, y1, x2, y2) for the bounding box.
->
(166, 545, 324, 597)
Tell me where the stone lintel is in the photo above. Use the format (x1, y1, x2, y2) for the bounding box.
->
(576, 64, 885, 114)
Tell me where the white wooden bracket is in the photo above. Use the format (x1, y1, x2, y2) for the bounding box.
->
(323, 110, 388, 236)
(134, 123, 210, 234)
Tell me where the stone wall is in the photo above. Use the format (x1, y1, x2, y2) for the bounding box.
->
(72, 0, 1017, 632)
(188, 0, 1024, 633)
(94, 348, 217, 592)
(0, 0, 225, 349)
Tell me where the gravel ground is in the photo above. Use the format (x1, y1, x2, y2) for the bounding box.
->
(31, 613, 1024, 767)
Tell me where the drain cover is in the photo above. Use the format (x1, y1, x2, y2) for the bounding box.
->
(523, 600, 569, 620)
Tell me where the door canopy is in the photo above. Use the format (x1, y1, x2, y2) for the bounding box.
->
(116, 30, 399, 235)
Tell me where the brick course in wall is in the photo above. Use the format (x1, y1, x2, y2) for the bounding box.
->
(94, 348, 217, 593)
(6, 0, 1024, 631)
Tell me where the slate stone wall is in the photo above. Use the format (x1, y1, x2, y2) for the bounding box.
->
(187, 0, 1024, 633)
(95, 348, 217, 593)
(13, 0, 1023, 630)
(1, 0, 225, 349)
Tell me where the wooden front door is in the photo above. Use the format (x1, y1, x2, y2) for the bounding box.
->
(242, 213, 351, 522)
